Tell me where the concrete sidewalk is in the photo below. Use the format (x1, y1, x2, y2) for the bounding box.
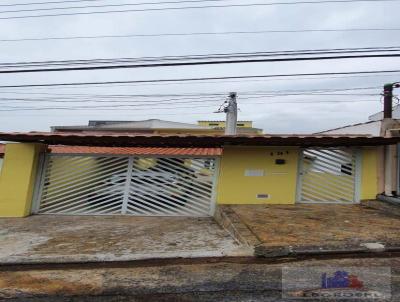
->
(0, 215, 251, 264)
(218, 200, 400, 257)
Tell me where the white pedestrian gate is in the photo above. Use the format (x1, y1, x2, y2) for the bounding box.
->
(33, 154, 219, 216)
(296, 148, 361, 203)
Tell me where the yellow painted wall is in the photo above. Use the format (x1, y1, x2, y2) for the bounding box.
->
(216, 146, 380, 204)
(0, 143, 381, 216)
(217, 147, 299, 204)
(0, 143, 46, 217)
(157, 129, 224, 135)
(361, 147, 378, 200)
(157, 128, 262, 135)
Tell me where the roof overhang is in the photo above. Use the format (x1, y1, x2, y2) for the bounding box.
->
(0, 132, 399, 147)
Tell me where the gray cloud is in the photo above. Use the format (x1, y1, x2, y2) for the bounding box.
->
(1, 0, 399, 133)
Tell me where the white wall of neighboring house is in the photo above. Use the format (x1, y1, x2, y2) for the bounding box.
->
(320, 121, 382, 136)
(369, 105, 400, 121)
(320, 107, 400, 197)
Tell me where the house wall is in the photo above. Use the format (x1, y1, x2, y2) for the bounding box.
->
(0, 143, 46, 217)
(0, 144, 381, 217)
(361, 147, 379, 200)
(216, 147, 300, 204)
(216, 146, 380, 205)
(320, 121, 382, 136)
(156, 129, 224, 135)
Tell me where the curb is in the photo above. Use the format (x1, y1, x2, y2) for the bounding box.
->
(213, 205, 261, 248)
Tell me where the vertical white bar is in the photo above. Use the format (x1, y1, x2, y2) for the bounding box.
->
(121, 156, 134, 214)
(209, 157, 220, 216)
(397, 143, 400, 196)
(31, 153, 48, 214)
(295, 149, 305, 203)
(354, 148, 362, 204)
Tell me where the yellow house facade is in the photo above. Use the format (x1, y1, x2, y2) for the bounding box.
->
(0, 136, 382, 218)
(217, 146, 378, 205)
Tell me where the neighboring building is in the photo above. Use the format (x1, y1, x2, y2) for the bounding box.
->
(51, 119, 263, 135)
(318, 119, 400, 136)
(319, 109, 400, 198)
(197, 120, 262, 134)
(369, 104, 400, 121)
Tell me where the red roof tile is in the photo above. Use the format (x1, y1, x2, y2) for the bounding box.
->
(0, 144, 221, 156)
(0, 131, 398, 147)
(49, 146, 222, 156)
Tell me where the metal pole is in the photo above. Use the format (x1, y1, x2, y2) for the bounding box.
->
(397, 143, 400, 196)
(382, 83, 400, 196)
(383, 83, 394, 119)
(225, 92, 237, 135)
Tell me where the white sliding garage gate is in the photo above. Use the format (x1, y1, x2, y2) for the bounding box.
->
(297, 148, 361, 204)
(33, 154, 219, 216)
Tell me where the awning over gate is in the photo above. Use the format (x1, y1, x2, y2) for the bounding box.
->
(0, 145, 222, 156)
(49, 146, 222, 156)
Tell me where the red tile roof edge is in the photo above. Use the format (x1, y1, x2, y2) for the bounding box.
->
(0, 145, 222, 156)
(0, 131, 399, 147)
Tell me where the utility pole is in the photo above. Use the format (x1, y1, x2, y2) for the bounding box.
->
(383, 82, 400, 119)
(225, 92, 237, 135)
(382, 83, 400, 197)
(383, 83, 394, 119)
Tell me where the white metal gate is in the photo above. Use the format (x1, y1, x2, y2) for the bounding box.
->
(297, 148, 361, 203)
(33, 154, 218, 216)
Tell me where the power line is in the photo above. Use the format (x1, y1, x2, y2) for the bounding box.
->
(3, 46, 399, 68)
(0, 85, 385, 112)
(0, 0, 394, 8)
(0, 86, 385, 99)
(0, 85, 384, 99)
(1, 69, 398, 88)
(0, 95, 225, 104)
(4, 72, 394, 90)
(0, 103, 219, 111)
(0, 0, 103, 7)
(4, 46, 398, 65)
(0, 0, 394, 15)
(0, 92, 381, 104)
(0, 0, 230, 14)
(11, 110, 217, 117)
(0, 99, 381, 111)
(2, 28, 399, 43)
(0, 53, 399, 73)
(0, 0, 396, 20)
(0, 91, 380, 99)
(239, 86, 383, 95)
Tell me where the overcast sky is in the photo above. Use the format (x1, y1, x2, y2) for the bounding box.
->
(1, 0, 399, 133)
